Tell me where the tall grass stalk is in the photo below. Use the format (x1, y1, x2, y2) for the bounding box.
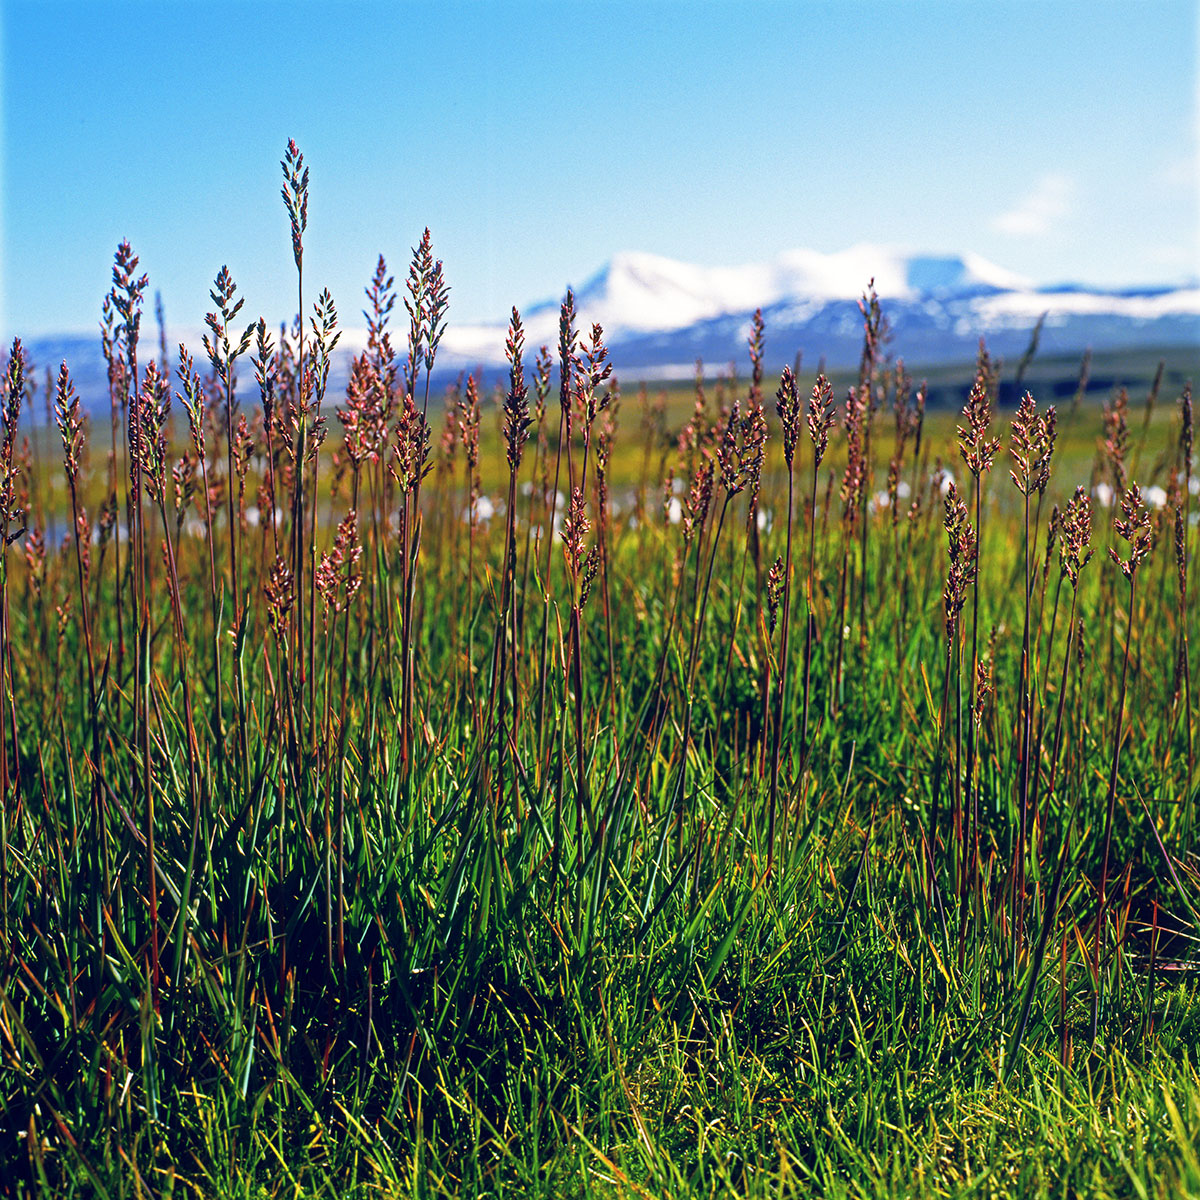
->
(0, 340, 25, 935)
(1092, 482, 1152, 1042)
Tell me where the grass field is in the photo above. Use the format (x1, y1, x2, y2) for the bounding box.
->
(0, 145, 1198, 1198)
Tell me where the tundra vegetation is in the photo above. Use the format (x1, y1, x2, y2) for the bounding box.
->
(0, 144, 1197, 1198)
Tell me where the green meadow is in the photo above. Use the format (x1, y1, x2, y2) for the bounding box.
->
(0, 145, 1197, 1199)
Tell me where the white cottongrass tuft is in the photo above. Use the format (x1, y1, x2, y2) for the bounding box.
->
(462, 495, 496, 524)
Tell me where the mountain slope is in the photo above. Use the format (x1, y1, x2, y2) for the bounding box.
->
(19, 246, 1199, 404)
(436, 245, 1198, 376)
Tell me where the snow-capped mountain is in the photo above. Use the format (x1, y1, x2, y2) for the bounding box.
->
(436, 246, 1038, 360)
(435, 245, 1198, 378)
(17, 246, 1199, 408)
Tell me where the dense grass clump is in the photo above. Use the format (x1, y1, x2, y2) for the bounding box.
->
(0, 145, 1197, 1198)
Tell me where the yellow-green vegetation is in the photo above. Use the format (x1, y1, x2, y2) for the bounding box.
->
(0, 145, 1197, 1199)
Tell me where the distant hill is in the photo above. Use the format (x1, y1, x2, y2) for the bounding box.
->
(436, 245, 1198, 379)
(16, 245, 1199, 410)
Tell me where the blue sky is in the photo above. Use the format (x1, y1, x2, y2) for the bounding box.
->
(2, 0, 1196, 339)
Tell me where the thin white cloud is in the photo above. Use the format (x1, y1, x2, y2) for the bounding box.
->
(991, 173, 1075, 237)
(1157, 150, 1198, 191)
(1143, 243, 1200, 279)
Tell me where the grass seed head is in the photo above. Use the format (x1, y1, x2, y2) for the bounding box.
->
(807, 373, 835, 467)
(562, 486, 590, 576)
(339, 353, 385, 468)
(684, 458, 714, 544)
(280, 139, 309, 272)
(176, 346, 206, 459)
(766, 555, 785, 634)
(54, 362, 84, 482)
(857, 280, 886, 390)
(1009, 392, 1057, 497)
(1037, 406, 1057, 494)
(740, 398, 768, 522)
(100, 293, 124, 399)
(775, 366, 800, 467)
(316, 509, 362, 614)
(575, 323, 612, 429)
(134, 361, 171, 505)
(172, 454, 197, 533)
(1182, 382, 1193, 473)
(579, 544, 600, 608)
(840, 387, 866, 520)
(203, 267, 255, 412)
(1109, 483, 1152, 580)
(308, 287, 341, 414)
(403, 229, 434, 396)
(1102, 387, 1130, 493)
(264, 555, 294, 633)
(534, 345, 552, 427)
(958, 353, 1000, 479)
(747, 309, 765, 405)
(893, 359, 916, 442)
(393, 392, 431, 493)
(718, 400, 743, 494)
(886, 458, 902, 527)
(558, 290, 578, 422)
(425, 258, 449, 373)
(23, 526, 46, 595)
(1042, 502, 1061, 580)
(974, 627, 996, 725)
(942, 481, 977, 635)
(365, 255, 396, 354)
(1060, 485, 1094, 587)
(253, 319, 277, 424)
(503, 308, 532, 470)
(110, 241, 148, 357)
(1175, 508, 1187, 592)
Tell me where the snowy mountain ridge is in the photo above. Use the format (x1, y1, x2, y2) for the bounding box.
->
(19, 246, 1199, 405)
(436, 244, 1198, 374)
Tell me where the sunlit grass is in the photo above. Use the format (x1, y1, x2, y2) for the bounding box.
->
(0, 144, 1196, 1199)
